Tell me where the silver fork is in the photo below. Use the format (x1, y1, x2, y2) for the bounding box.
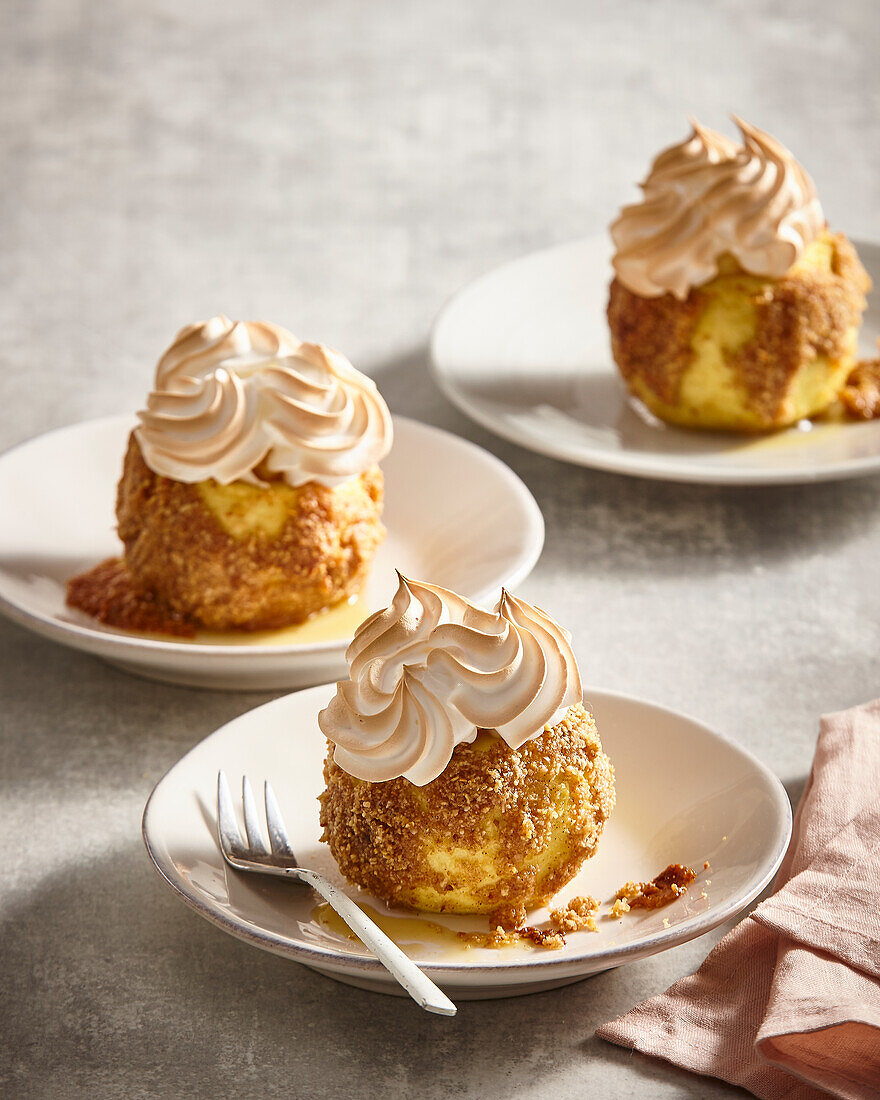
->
(216, 772, 456, 1016)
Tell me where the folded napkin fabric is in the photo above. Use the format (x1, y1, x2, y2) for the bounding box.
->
(597, 699, 880, 1099)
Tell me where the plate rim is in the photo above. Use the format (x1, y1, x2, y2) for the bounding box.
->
(142, 683, 793, 978)
(430, 234, 880, 486)
(0, 412, 545, 660)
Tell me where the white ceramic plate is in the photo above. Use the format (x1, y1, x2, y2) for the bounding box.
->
(431, 237, 880, 485)
(142, 685, 792, 1001)
(0, 415, 543, 690)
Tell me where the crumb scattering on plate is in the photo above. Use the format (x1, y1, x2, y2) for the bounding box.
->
(459, 894, 601, 950)
(614, 863, 696, 911)
(517, 926, 566, 950)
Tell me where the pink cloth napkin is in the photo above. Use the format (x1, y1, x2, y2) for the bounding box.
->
(597, 699, 880, 1099)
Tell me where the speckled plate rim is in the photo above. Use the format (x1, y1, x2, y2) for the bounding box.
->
(142, 685, 792, 980)
(0, 413, 544, 660)
(429, 236, 880, 486)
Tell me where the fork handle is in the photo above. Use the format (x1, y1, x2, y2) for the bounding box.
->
(291, 868, 457, 1016)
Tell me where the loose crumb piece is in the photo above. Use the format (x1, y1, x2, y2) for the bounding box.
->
(608, 897, 631, 920)
(703, 861, 711, 870)
(550, 895, 599, 934)
(662, 917, 670, 927)
(615, 881, 642, 903)
(518, 926, 566, 950)
(614, 863, 696, 912)
(841, 354, 880, 420)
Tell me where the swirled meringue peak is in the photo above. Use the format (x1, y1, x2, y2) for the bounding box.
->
(135, 316, 392, 487)
(318, 574, 583, 785)
(611, 118, 825, 300)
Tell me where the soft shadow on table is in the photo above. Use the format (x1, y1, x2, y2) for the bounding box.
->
(0, 618, 275, 785)
(1, 844, 739, 1100)
(584, 1041, 752, 1098)
(373, 345, 880, 578)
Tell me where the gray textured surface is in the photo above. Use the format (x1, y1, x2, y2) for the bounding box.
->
(2, 1, 879, 1097)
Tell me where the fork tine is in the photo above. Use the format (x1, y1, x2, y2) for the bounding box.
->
(242, 775, 270, 855)
(220, 774, 454, 1013)
(217, 771, 244, 856)
(264, 780, 297, 861)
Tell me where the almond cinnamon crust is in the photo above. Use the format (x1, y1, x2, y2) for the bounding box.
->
(608, 231, 870, 429)
(731, 235, 868, 418)
(841, 354, 880, 420)
(607, 280, 703, 407)
(319, 703, 615, 930)
(114, 434, 384, 630)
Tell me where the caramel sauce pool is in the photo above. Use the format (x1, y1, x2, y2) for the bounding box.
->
(192, 594, 367, 646)
(67, 555, 369, 644)
(311, 902, 468, 950)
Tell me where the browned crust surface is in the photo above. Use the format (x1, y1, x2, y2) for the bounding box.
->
(115, 434, 384, 630)
(732, 234, 869, 418)
(841, 354, 880, 420)
(607, 278, 703, 406)
(319, 703, 615, 930)
(607, 232, 870, 426)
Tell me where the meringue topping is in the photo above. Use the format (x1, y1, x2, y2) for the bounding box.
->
(318, 574, 583, 786)
(135, 316, 392, 487)
(611, 118, 825, 300)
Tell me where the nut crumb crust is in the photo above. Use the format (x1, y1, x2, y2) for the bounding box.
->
(608, 231, 870, 429)
(319, 703, 615, 930)
(114, 433, 384, 630)
(841, 354, 880, 420)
